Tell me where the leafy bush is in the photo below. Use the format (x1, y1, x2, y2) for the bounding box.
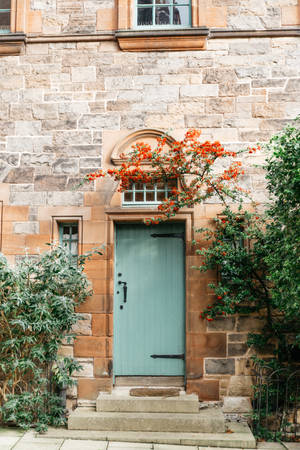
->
(0, 246, 98, 432)
(195, 119, 300, 363)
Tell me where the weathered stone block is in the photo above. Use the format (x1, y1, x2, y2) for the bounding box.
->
(71, 66, 96, 82)
(15, 121, 41, 136)
(203, 68, 237, 84)
(47, 191, 84, 206)
(187, 333, 226, 358)
(34, 175, 67, 191)
(187, 379, 219, 401)
(72, 314, 92, 336)
(205, 358, 235, 375)
(252, 103, 284, 118)
(237, 316, 265, 332)
(94, 358, 110, 377)
(74, 358, 94, 378)
(228, 375, 253, 397)
(185, 114, 222, 128)
(32, 103, 59, 120)
(53, 158, 79, 175)
(143, 86, 179, 103)
(206, 98, 235, 114)
(74, 336, 107, 358)
(10, 191, 47, 206)
(229, 333, 248, 343)
(0, 153, 19, 166)
(285, 78, 300, 92)
(207, 317, 236, 332)
(13, 222, 39, 235)
(223, 396, 252, 413)
(219, 82, 250, 97)
(0, 76, 24, 90)
(180, 85, 218, 98)
(21, 153, 55, 167)
(4, 168, 34, 184)
(80, 158, 101, 168)
(77, 378, 111, 400)
(78, 114, 120, 130)
(228, 343, 248, 357)
(53, 131, 93, 146)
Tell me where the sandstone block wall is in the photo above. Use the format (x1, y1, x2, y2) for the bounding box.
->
(0, 1, 300, 403)
(27, 0, 300, 34)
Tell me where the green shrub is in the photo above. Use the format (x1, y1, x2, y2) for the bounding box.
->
(0, 245, 100, 432)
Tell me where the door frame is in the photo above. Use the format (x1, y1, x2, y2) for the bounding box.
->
(105, 208, 194, 387)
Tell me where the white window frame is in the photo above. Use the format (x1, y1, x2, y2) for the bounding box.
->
(134, 0, 191, 30)
(122, 181, 176, 207)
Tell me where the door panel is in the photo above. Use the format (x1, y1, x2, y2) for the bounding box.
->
(114, 223, 185, 376)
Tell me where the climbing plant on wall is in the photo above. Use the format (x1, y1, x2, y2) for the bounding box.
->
(84, 129, 257, 222)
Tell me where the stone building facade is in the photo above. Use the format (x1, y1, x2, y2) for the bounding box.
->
(0, 0, 299, 407)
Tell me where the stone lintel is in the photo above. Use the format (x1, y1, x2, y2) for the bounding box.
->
(116, 28, 209, 52)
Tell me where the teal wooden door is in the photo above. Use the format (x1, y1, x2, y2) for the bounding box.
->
(114, 223, 185, 376)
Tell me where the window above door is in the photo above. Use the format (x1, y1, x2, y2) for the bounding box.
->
(123, 180, 177, 206)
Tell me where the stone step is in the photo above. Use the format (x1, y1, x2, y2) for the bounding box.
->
(49, 421, 256, 448)
(96, 392, 199, 413)
(68, 407, 225, 433)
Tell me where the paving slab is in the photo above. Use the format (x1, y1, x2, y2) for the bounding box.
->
(14, 430, 64, 450)
(257, 443, 285, 449)
(153, 445, 197, 450)
(0, 427, 24, 437)
(282, 444, 300, 450)
(60, 439, 108, 449)
(108, 443, 152, 449)
(0, 436, 22, 450)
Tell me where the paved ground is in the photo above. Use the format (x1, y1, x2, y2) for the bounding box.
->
(0, 428, 299, 450)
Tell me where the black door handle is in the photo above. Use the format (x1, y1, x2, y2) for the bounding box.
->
(118, 281, 127, 303)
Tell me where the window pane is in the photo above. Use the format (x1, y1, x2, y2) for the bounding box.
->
(71, 241, 78, 255)
(157, 191, 167, 201)
(135, 182, 144, 190)
(124, 192, 133, 202)
(135, 192, 144, 202)
(155, 0, 170, 4)
(63, 226, 70, 236)
(0, 11, 10, 30)
(155, 6, 170, 24)
(174, 0, 190, 4)
(146, 192, 155, 201)
(71, 225, 78, 235)
(137, 7, 153, 26)
(173, 5, 189, 25)
(138, 0, 152, 3)
(1, 0, 11, 9)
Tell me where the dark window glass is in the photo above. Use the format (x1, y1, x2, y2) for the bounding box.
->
(137, 7, 153, 26)
(0, 0, 10, 32)
(59, 222, 79, 259)
(156, 6, 170, 25)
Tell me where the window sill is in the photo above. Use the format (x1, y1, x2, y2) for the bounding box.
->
(115, 27, 209, 52)
(0, 33, 26, 56)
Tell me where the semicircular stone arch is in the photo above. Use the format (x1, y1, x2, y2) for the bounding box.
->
(111, 129, 175, 165)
